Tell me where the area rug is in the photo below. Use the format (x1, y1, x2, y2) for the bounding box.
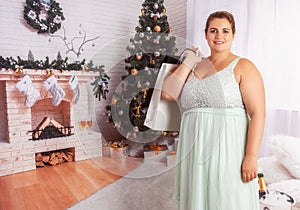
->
(68, 162, 178, 210)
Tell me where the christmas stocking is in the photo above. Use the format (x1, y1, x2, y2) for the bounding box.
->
(16, 75, 41, 107)
(44, 75, 65, 106)
(69, 74, 80, 104)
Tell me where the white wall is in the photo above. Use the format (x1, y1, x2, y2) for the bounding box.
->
(0, 0, 187, 142)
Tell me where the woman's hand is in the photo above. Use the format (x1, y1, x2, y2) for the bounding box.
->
(241, 155, 258, 183)
(182, 47, 202, 69)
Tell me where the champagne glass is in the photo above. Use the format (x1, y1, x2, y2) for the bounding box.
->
(79, 120, 87, 130)
(87, 118, 93, 133)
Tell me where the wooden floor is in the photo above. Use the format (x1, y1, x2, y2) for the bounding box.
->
(0, 157, 143, 210)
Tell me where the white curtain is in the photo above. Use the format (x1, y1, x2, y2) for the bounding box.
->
(186, 0, 300, 157)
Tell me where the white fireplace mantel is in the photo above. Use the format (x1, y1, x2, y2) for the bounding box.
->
(0, 68, 97, 81)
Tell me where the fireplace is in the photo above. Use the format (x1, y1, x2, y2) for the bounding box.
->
(0, 69, 102, 176)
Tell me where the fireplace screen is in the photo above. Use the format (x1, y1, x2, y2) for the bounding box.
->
(29, 117, 73, 140)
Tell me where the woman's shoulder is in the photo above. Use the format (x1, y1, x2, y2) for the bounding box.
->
(235, 57, 262, 79)
(236, 57, 258, 72)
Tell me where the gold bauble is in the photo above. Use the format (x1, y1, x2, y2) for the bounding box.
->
(131, 68, 138, 75)
(154, 25, 161, 32)
(151, 60, 156, 65)
(162, 131, 168, 136)
(136, 55, 142, 60)
(111, 98, 118, 105)
(162, 8, 166, 13)
(45, 69, 54, 77)
(141, 9, 145, 14)
(15, 67, 23, 74)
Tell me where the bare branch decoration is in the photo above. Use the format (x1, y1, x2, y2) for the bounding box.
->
(49, 24, 100, 58)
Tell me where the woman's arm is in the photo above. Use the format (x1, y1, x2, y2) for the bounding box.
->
(161, 49, 202, 101)
(237, 58, 266, 183)
(161, 63, 192, 101)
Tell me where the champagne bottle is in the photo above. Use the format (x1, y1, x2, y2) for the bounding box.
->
(258, 172, 269, 199)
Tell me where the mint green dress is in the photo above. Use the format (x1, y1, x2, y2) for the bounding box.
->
(175, 58, 259, 210)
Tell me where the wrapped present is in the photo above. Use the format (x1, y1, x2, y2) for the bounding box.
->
(143, 144, 168, 164)
(102, 141, 128, 159)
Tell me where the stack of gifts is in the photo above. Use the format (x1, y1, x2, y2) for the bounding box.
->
(102, 140, 128, 159)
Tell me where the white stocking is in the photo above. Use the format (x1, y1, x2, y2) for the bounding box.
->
(44, 75, 65, 106)
(69, 74, 80, 104)
(16, 75, 41, 107)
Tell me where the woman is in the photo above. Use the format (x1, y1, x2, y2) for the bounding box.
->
(162, 11, 265, 209)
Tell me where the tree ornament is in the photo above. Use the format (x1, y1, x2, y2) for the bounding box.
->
(115, 121, 121, 129)
(154, 52, 160, 57)
(137, 81, 142, 89)
(141, 9, 145, 14)
(162, 131, 168, 136)
(23, 0, 65, 34)
(133, 103, 142, 118)
(162, 8, 166, 13)
(133, 126, 139, 133)
(153, 39, 160, 44)
(118, 110, 124, 116)
(154, 25, 161, 32)
(153, 15, 158, 21)
(146, 26, 151, 32)
(151, 59, 156, 65)
(139, 33, 145, 38)
(131, 68, 138, 75)
(136, 54, 142, 60)
(111, 98, 118, 105)
(154, 3, 159, 9)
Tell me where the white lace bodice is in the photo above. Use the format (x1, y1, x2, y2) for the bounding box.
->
(180, 58, 244, 111)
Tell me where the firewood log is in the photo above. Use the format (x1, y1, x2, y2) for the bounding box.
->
(34, 117, 51, 139)
(50, 119, 66, 135)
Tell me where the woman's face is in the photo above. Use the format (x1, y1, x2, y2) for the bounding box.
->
(205, 18, 235, 53)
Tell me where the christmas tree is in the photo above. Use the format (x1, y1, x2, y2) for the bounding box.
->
(110, 0, 178, 143)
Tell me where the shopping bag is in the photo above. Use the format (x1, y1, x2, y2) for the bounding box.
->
(144, 63, 181, 131)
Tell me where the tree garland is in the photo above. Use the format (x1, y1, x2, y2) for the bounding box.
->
(23, 0, 65, 34)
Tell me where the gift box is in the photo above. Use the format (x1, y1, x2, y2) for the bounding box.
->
(102, 145, 111, 157)
(103, 141, 128, 159)
(110, 146, 128, 159)
(143, 144, 168, 164)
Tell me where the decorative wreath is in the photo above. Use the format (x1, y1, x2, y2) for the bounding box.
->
(23, 0, 65, 34)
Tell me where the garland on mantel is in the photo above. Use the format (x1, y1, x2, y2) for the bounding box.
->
(0, 53, 84, 71)
(0, 53, 109, 101)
